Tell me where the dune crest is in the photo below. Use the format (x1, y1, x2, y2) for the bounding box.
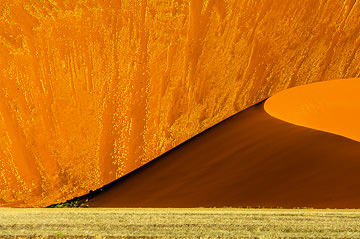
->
(265, 78, 360, 142)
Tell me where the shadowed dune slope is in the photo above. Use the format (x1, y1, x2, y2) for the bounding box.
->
(86, 101, 360, 209)
(265, 78, 360, 142)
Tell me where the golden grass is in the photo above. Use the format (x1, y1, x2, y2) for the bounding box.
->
(1, 208, 360, 238)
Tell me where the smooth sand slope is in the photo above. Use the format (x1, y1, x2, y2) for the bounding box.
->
(265, 78, 360, 142)
(83, 81, 360, 208)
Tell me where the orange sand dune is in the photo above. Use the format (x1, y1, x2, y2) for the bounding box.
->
(83, 100, 360, 209)
(2, 1, 360, 207)
(265, 78, 360, 142)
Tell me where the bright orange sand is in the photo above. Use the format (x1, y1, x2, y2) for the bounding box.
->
(265, 78, 360, 142)
(2, 1, 360, 207)
(80, 99, 360, 209)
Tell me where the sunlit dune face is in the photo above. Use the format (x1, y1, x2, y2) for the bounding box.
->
(265, 78, 360, 142)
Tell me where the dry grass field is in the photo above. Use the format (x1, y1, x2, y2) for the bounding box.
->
(0, 208, 360, 238)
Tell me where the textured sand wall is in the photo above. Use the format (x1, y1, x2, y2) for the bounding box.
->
(1, 0, 360, 206)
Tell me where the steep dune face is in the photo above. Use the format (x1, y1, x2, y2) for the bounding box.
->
(265, 78, 360, 142)
(1, 1, 360, 206)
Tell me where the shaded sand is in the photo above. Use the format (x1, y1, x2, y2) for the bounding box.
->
(83, 100, 360, 208)
(265, 78, 360, 142)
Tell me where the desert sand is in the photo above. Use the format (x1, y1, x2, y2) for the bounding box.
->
(1, 1, 360, 207)
(265, 78, 360, 142)
(82, 82, 360, 208)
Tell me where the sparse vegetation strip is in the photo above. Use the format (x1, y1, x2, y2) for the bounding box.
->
(1, 208, 360, 238)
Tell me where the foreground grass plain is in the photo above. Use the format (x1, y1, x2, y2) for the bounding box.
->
(1, 208, 360, 238)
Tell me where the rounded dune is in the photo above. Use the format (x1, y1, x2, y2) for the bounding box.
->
(81, 80, 360, 208)
(265, 78, 360, 142)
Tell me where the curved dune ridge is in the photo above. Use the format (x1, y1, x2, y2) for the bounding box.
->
(265, 78, 360, 142)
(82, 90, 360, 208)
